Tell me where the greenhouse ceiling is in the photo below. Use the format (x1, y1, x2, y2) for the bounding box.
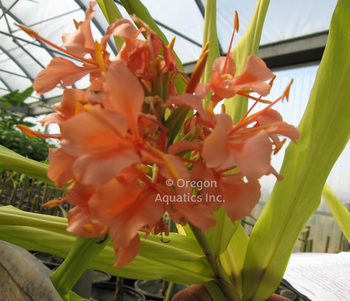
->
(0, 0, 337, 116)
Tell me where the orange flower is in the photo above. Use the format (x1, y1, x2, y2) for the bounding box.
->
(195, 54, 274, 106)
(21, 3, 302, 270)
(21, 2, 137, 95)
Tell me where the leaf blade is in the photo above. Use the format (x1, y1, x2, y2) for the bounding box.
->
(323, 183, 350, 244)
(242, 1, 350, 299)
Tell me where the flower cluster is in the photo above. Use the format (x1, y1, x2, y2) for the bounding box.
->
(18, 1, 300, 267)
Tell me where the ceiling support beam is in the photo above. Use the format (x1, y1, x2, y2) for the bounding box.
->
(258, 31, 328, 69)
(183, 31, 328, 74)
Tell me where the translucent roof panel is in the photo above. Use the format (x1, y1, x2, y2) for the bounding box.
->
(0, 0, 337, 106)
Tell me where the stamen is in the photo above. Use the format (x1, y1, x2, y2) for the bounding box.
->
(17, 125, 61, 140)
(83, 224, 98, 233)
(15, 23, 99, 66)
(268, 75, 277, 88)
(234, 11, 239, 32)
(75, 101, 82, 116)
(152, 164, 159, 183)
(282, 79, 293, 102)
(206, 101, 215, 118)
(222, 74, 233, 80)
(274, 139, 286, 155)
(41, 197, 66, 208)
(185, 42, 209, 94)
(149, 146, 181, 181)
(94, 41, 106, 72)
(233, 100, 259, 130)
(14, 23, 37, 39)
(84, 103, 93, 111)
(17, 124, 36, 138)
(134, 163, 151, 174)
(168, 36, 176, 50)
(197, 127, 206, 141)
(73, 19, 80, 30)
(236, 90, 272, 104)
(100, 225, 111, 234)
(231, 123, 273, 135)
(222, 12, 239, 74)
(221, 103, 226, 114)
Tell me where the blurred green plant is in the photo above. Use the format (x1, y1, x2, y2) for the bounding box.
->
(0, 87, 55, 162)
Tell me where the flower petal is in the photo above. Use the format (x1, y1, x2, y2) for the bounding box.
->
(61, 105, 129, 157)
(47, 148, 76, 188)
(202, 114, 234, 170)
(66, 181, 96, 207)
(67, 206, 107, 238)
(113, 234, 141, 268)
(167, 140, 201, 155)
(101, 19, 137, 49)
(234, 55, 274, 87)
(221, 178, 261, 222)
(230, 130, 272, 182)
(72, 148, 140, 185)
(33, 57, 98, 94)
(104, 61, 144, 137)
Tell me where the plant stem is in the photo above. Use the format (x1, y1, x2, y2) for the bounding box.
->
(114, 276, 124, 301)
(164, 282, 176, 301)
(189, 223, 241, 301)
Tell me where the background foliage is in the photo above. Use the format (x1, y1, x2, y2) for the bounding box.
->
(0, 87, 55, 162)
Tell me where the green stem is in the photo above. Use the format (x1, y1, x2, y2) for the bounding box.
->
(189, 223, 241, 301)
(50, 235, 111, 300)
(165, 105, 191, 146)
(164, 282, 176, 301)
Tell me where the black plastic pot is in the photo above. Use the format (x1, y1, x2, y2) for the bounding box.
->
(52, 266, 111, 284)
(91, 282, 146, 301)
(33, 251, 63, 269)
(134, 279, 188, 300)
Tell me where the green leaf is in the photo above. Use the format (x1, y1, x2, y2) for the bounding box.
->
(204, 281, 228, 301)
(12, 86, 34, 103)
(0, 206, 214, 285)
(220, 225, 249, 300)
(92, 232, 215, 285)
(177, 223, 195, 240)
(206, 207, 239, 256)
(323, 183, 350, 244)
(224, 0, 270, 124)
(201, 0, 220, 85)
(0, 87, 33, 107)
(0, 145, 56, 186)
(242, 1, 350, 299)
(96, 0, 125, 51)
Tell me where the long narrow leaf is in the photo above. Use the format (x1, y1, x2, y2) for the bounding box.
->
(220, 225, 249, 300)
(0, 145, 55, 186)
(243, 1, 350, 300)
(323, 183, 350, 244)
(0, 207, 214, 285)
(201, 0, 220, 85)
